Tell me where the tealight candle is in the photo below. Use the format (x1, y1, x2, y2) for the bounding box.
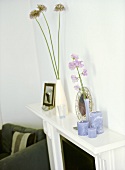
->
(77, 121, 89, 136)
(88, 128, 97, 138)
(89, 111, 104, 134)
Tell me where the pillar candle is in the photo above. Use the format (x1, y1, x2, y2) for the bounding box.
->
(89, 111, 104, 134)
(77, 121, 89, 136)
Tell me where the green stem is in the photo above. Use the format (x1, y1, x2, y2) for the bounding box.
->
(35, 18, 58, 79)
(42, 12, 58, 75)
(77, 67, 86, 99)
(58, 12, 60, 79)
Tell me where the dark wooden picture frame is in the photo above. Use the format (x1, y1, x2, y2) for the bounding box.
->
(43, 83, 55, 107)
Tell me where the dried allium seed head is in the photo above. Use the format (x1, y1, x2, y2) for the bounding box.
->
(37, 5, 47, 12)
(30, 10, 40, 19)
(54, 4, 65, 11)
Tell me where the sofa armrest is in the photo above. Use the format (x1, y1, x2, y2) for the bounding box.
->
(0, 130, 2, 153)
(0, 139, 50, 170)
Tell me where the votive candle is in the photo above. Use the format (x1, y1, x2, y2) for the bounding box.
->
(88, 128, 97, 138)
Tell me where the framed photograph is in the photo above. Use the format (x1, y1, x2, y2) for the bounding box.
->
(42, 83, 55, 109)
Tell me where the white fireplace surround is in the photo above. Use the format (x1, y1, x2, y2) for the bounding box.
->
(27, 103, 125, 170)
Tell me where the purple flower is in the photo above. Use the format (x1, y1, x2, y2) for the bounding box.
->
(74, 85, 80, 91)
(69, 62, 76, 70)
(69, 54, 88, 94)
(74, 60, 84, 68)
(71, 75, 78, 82)
(71, 54, 79, 60)
(82, 69, 87, 76)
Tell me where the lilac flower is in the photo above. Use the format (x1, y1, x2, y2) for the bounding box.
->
(71, 75, 78, 82)
(69, 62, 76, 70)
(79, 61, 84, 68)
(74, 60, 84, 68)
(68, 54, 88, 99)
(82, 69, 87, 76)
(74, 85, 80, 91)
(71, 54, 79, 60)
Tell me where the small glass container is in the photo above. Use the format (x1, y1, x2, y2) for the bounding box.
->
(57, 104, 66, 119)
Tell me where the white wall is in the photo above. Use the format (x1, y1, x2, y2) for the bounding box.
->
(0, 11, 2, 126)
(0, 0, 125, 135)
(30, 0, 125, 135)
(0, 0, 43, 128)
(66, 0, 125, 135)
(64, 0, 125, 135)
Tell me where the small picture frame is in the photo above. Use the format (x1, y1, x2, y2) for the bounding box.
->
(42, 83, 55, 111)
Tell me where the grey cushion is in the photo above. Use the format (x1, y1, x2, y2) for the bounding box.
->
(0, 139, 50, 170)
(0, 153, 9, 160)
(1, 123, 45, 154)
(11, 131, 36, 155)
(0, 130, 2, 153)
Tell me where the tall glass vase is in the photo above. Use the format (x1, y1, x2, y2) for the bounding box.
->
(55, 79, 68, 117)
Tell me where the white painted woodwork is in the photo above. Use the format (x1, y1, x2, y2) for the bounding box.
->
(27, 103, 125, 170)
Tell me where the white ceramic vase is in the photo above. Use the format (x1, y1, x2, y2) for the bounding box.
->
(55, 79, 68, 116)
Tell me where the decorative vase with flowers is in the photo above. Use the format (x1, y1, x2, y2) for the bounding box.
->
(69, 54, 92, 121)
(30, 4, 68, 115)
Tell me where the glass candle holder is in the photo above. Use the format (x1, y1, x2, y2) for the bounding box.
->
(57, 104, 66, 119)
(77, 120, 89, 136)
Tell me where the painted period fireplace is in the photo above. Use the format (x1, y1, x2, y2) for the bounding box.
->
(27, 103, 125, 170)
(60, 135, 95, 170)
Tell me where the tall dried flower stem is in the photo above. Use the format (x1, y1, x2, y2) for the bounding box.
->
(42, 12, 58, 77)
(58, 12, 61, 79)
(35, 18, 58, 79)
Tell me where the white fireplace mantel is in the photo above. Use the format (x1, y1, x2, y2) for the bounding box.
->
(27, 103, 125, 170)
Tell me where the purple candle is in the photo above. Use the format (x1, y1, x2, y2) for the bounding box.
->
(77, 121, 89, 136)
(89, 111, 104, 134)
(88, 128, 97, 138)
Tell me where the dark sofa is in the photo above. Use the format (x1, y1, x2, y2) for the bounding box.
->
(0, 123, 50, 170)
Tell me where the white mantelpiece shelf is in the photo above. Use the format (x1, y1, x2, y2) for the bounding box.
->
(27, 103, 125, 170)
